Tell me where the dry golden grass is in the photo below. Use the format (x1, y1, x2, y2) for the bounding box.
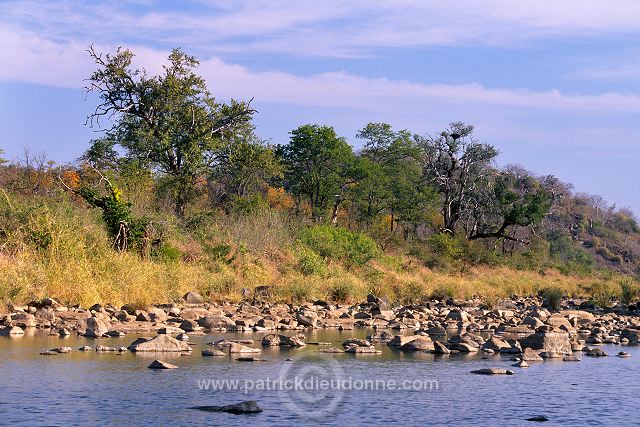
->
(0, 192, 629, 308)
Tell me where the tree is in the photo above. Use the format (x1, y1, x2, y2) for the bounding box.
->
(418, 122, 498, 234)
(208, 126, 282, 204)
(277, 125, 356, 222)
(84, 46, 255, 216)
(354, 123, 435, 236)
(467, 166, 552, 243)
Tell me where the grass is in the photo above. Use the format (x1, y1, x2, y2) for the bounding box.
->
(0, 191, 635, 308)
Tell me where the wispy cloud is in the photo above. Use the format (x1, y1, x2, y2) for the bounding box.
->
(2, 25, 640, 118)
(3, 0, 640, 58)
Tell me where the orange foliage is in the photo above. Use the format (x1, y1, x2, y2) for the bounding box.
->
(266, 186, 295, 210)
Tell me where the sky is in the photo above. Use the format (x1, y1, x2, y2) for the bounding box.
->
(0, 1, 638, 214)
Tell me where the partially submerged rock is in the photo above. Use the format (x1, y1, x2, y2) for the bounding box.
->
(128, 334, 192, 352)
(190, 401, 262, 414)
(148, 360, 178, 369)
(202, 349, 227, 357)
(470, 368, 515, 375)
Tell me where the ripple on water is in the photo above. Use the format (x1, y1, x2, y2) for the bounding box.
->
(0, 329, 637, 426)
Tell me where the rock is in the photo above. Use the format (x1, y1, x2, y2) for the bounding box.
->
(563, 355, 581, 362)
(449, 342, 478, 353)
(586, 348, 608, 357)
(400, 336, 434, 351)
(190, 401, 263, 414)
(176, 333, 190, 341)
(58, 328, 71, 336)
(470, 368, 515, 375)
(79, 317, 110, 338)
(296, 312, 317, 327)
(367, 331, 394, 343)
(197, 315, 235, 330)
(79, 346, 93, 351)
(345, 346, 382, 354)
(157, 326, 184, 335)
(539, 351, 562, 359)
(148, 360, 178, 369)
(519, 329, 571, 355)
(236, 357, 267, 362)
(106, 330, 125, 337)
(482, 336, 511, 353)
(6, 326, 25, 336)
(526, 415, 549, 422)
(620, 328, 640, 344)
(53, 347, 72, 354)
(261, 334, 306, 347)
(135, 311, 152, 322)
(342, 338, 371, 348)
(317, 347, 345, 353)
(184, 291, 204, 305)
(114, 310, 134, 322)
(179, 319, 201, 332)
(228, 342, 261, 354)
(40, 350, 58, 355)
(433, 341, 451, 354)
(202, 349, 227, 357)
(95, 345, 118, 352)
(618, 352, 631, 358)
(521, 347, 544, 362)
(128, 334, 192, 352)
(512, 359, 529, 368)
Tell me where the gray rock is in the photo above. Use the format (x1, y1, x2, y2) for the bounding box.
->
(148, 359, 178, 369)
(184, 291, 204, 305)
(202, 349, 227, 357)
(128, 334, 192, 352)
(518, 329, 571, 355)
(228, 342, 261, 354)
(79, 317, 110, 338)
(190, 401, 262, 414)
(433, 340, 451, 354)
(470, 368, 515, 375)
(261, 334, 306, 347)
(400, 336, 434, 351)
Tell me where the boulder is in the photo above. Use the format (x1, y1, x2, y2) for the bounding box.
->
(620, 328, 640, 344)
(148, 360, 178, 369)
(261, 334, 306, 347)
(519, 329, 571, 355)
(433, 341, 451, 354)
(228, 342, 261, 354)
(342, 338, 371, 348)
(521, 347, 544, 362)
(449, 342, 478, 353)
(197, 315, 235, 330)
(190, 401, 262, 414)
(471, 368, 515, 375)
(202, 349, 227, 357)
(79, 317, 110, 338)
(184, 291, 204, 305)
(345, 346, 381, 354)
(128, 334, 192, 352)
(400, 336, 434, 351)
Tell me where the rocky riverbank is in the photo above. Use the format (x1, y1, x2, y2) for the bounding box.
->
(2, 291, 640, 360)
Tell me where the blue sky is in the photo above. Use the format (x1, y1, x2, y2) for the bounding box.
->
(0, 1, 639, 214)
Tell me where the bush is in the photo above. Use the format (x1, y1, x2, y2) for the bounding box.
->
(296, 248, 327, 276)
(153, 243, 181, 263)
(586, 281, 615, 308)
(329, 281, 353, 303)
(620, 279, 640, 305)
(541, 286, 564, 311)
(299, 225, 380, 267)
(394, 281, 425, 305)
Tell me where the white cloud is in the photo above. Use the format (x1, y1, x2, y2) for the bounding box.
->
(3, 1, 640, 58)
(2, 26, 640, 117)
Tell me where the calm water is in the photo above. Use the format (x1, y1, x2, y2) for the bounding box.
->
(0, 329, 637, 426)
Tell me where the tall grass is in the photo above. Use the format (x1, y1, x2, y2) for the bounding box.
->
(0, 191, 633, 308)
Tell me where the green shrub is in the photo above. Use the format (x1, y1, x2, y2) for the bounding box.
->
(541, 286, 564, 311)
(394, 281, 425, 305)
(299, 225, 380, 267)
(329, 281, 353, 303)
(296, 248, 327, 276)
(586, 281, 615, 308)
(427, 233, 462, 260)
(620, 279, 640, 305)
(153, 243, 181, 263)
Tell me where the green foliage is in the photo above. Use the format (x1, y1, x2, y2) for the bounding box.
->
(75, 181, 147, 251)
(587, 281, 615, 308)
(329, 281, 354, 303)
(296, 248, 328, 276)
(153, 243, 181, 263)
(85, 47, 255, 216)
(277, 124, 356, 220)
(427, 233, 463, 260)
(394, 281, 426, 304)
(619, 279, 640, 305)
(299, 225, 380, 267)
(541, 286, 564, 311)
